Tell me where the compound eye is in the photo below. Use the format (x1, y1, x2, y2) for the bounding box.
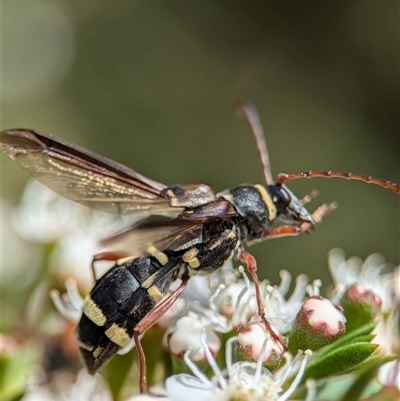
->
(278, 187, 291, 206)
(267, 185, 292, 208)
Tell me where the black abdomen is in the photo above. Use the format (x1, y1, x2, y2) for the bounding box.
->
(76, 255, 177, 374)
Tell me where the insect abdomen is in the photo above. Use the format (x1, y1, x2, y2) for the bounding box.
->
(76, 254, 177, 374)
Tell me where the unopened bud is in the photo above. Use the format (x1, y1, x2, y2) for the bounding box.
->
(340, 284, 382, 332)
(235, 322, 284, 370)
(291, 296, 346, 351)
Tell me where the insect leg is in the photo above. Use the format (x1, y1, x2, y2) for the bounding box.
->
(299, 189, 319, 205)
(91, 252, 128, 282)
(239, 251, 287, 350)
(260, 202, 337, 240)
(133, 332, 146, 394)
(133, 275, 189, 393)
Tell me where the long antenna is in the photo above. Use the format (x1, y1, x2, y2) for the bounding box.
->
(277, 171, 400, 194)
(236, 102, 274, 185)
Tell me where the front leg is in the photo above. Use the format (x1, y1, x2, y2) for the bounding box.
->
(239, 251, 287, 351)
(240, 203, 336, 348)
(256, 202, 337, 241)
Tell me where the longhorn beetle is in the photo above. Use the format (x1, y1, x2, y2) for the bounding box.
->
(1, 103, 399, 392)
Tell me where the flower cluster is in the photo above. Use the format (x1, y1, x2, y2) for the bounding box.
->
(2, 180, 399, 400)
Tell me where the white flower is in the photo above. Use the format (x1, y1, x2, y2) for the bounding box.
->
(50, 278, 84, 323)
(166, 313, 221, 361)
(378, 359, 400, 390)
(329, 249, 400, 388)
(165, 331, 312, 401)
(328, 248, 391, 310)
(374, 266, 400, 388)
(21, 369, 112, 401)
(1, 196, 42, 283)
(157, 262, 237, 330)
(12, 180, 92, 243)
(206, 266, 308, 335)
(12, 180, 132, 290)
(263, 271, 309, 333)
(182, 262, 237, 305)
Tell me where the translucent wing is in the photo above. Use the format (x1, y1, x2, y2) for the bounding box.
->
(100, 196, 239, 256)
(100, 217, 206, 256)
(1, 129, 177, 216)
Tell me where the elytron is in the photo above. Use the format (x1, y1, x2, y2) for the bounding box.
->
(1, 102, 399, 392)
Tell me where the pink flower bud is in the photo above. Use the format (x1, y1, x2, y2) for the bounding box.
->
(235, 322, 285, 370)
(292, 296, 346, 350)
(340, 284, 382, 332)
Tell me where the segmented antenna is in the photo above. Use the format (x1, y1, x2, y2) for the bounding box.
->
(277, 171, 400, 195)
(236, 102, 274, 186)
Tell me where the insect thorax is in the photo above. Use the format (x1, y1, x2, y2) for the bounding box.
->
(221, 185, 277, 238)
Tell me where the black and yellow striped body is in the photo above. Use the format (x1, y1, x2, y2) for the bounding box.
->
(76, 222, 240, 373)
(76, 183, 307, 373)
(76, 254, 179, 373)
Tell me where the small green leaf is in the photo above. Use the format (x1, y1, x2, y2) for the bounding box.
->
(301, 342, 378, 382)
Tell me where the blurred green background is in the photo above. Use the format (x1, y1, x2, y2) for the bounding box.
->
(2, 0, 399, 287)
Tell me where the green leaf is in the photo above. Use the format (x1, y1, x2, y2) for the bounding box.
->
(355, 354, 396, 372)
(339, 354, 386, 401)
(301, 342, 378, 383)
(322, 322, 375, 353)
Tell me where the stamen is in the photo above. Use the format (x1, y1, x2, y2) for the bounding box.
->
(363, 260, 384, 283)
(200, 331, 227, 389)
(278, 270, 291, 296)
(279, 350, 311, 401)
(225, 336, 238, 370)
(232, 267, 250, 325)
(312, 280, 322, 296)
(330, 283, 345, 304)
(209, 284, 224, 316)
(183, 349, 211, 386)
(262, 284, 274, 308)
(287, 274, 308, 303)
(306, 279, 322, 296)
(276, 352, 294, 386)
(305, 379, 316, 401)
(238, 265, 250, 288)
(65, 278, 84, 310)
(266, 285, 274, 294)
(255, 338, 268, 382)
(49, 289, 81, 322)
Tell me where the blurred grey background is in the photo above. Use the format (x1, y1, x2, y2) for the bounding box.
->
(2, 0, 399, 286)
